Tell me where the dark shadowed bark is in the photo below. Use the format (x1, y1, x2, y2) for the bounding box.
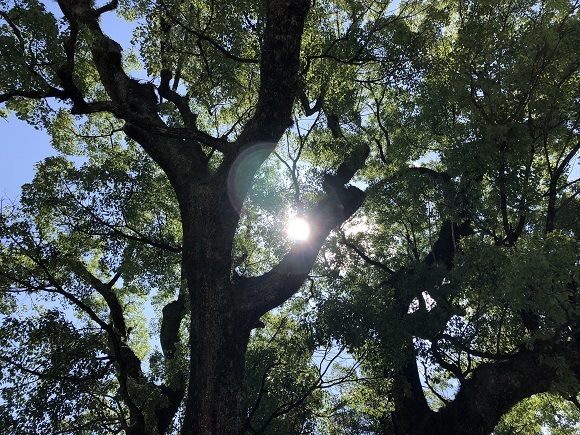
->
(386, 218, 580, 434)
(391, 341, 580, 435)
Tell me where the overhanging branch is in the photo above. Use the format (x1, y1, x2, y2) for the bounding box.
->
(429, 342, 580, 434)
(0, 87, 68, 103)
(238, 145, 369, 319)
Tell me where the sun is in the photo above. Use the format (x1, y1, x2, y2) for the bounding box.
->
(287, 217, 310, 241)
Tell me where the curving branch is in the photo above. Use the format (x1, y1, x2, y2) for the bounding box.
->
(155, 291, 188, 434)
(427, 342, 580, 435)
(297, 86, 325, 117)
(0, 87, 68, 103)
(340, 230, 395, 275)
(54, 0, 216, 187)
(238, 192, 363, 318)
(56, 0, 160, 123)
(83, 266, 130, 340)
(238, 144, 369, 320)
(158, 69, 198, 128)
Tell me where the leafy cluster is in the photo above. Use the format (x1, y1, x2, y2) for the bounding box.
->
(0, 0, 579, 433)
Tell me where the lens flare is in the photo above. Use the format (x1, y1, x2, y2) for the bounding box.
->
(288, 218, 310, 241)
(227, 143, 274, 212)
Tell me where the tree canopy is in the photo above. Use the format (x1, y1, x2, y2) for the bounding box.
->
(1, 0, 579, 434)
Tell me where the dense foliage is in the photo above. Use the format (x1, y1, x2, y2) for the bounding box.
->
(1, 0, 579, 433)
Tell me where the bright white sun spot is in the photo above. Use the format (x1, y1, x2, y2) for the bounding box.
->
(288, 218, 310, 241)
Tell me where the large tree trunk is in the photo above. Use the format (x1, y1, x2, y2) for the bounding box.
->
(27, 2, 368, 433)
(183, 304, 251, 434)
(173, 169, 366, 433)
(177, 182, 254, 434)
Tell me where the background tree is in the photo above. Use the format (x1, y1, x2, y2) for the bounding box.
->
(313, 0, 580, 433)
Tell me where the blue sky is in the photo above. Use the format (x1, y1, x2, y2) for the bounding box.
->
(0, 116, 54, 200)
(0, 14, 48, 201)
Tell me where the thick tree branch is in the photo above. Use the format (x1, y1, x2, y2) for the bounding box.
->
(234, 0, 311, 148)
(79, 263, 186, 435)
(5, 234, 149, 433)
(56, 0, 160, 124)
(429, 342, 580, 435)
(388, 219, 473, 433)
(55, 0, 216, 187)
(45, 274, 146, 431)
(0, 87, 68, 103)
(160, 293, 187, 360)
(205, 0, 312, 224)
(159, 69, 198, 128)
(153, 269, 188, 434)
(424, 220, 471, 269)
(148, 124, 230, 153)
(94, 0, 119, 16)
(84, 266, 130, 340)
(239, 188, 364, 318)
(238, 146, 368, 319)
(297, 87, 325, 117)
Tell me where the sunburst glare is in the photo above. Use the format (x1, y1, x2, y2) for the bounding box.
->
(287, 217, 310, 241)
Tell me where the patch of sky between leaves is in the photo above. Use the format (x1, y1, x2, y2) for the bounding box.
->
(1, 3, 145, 200)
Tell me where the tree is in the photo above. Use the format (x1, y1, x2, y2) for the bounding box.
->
(0, 0, 367, 433)
(1, 0, 579, 434)
(312, 0, 580, 433)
